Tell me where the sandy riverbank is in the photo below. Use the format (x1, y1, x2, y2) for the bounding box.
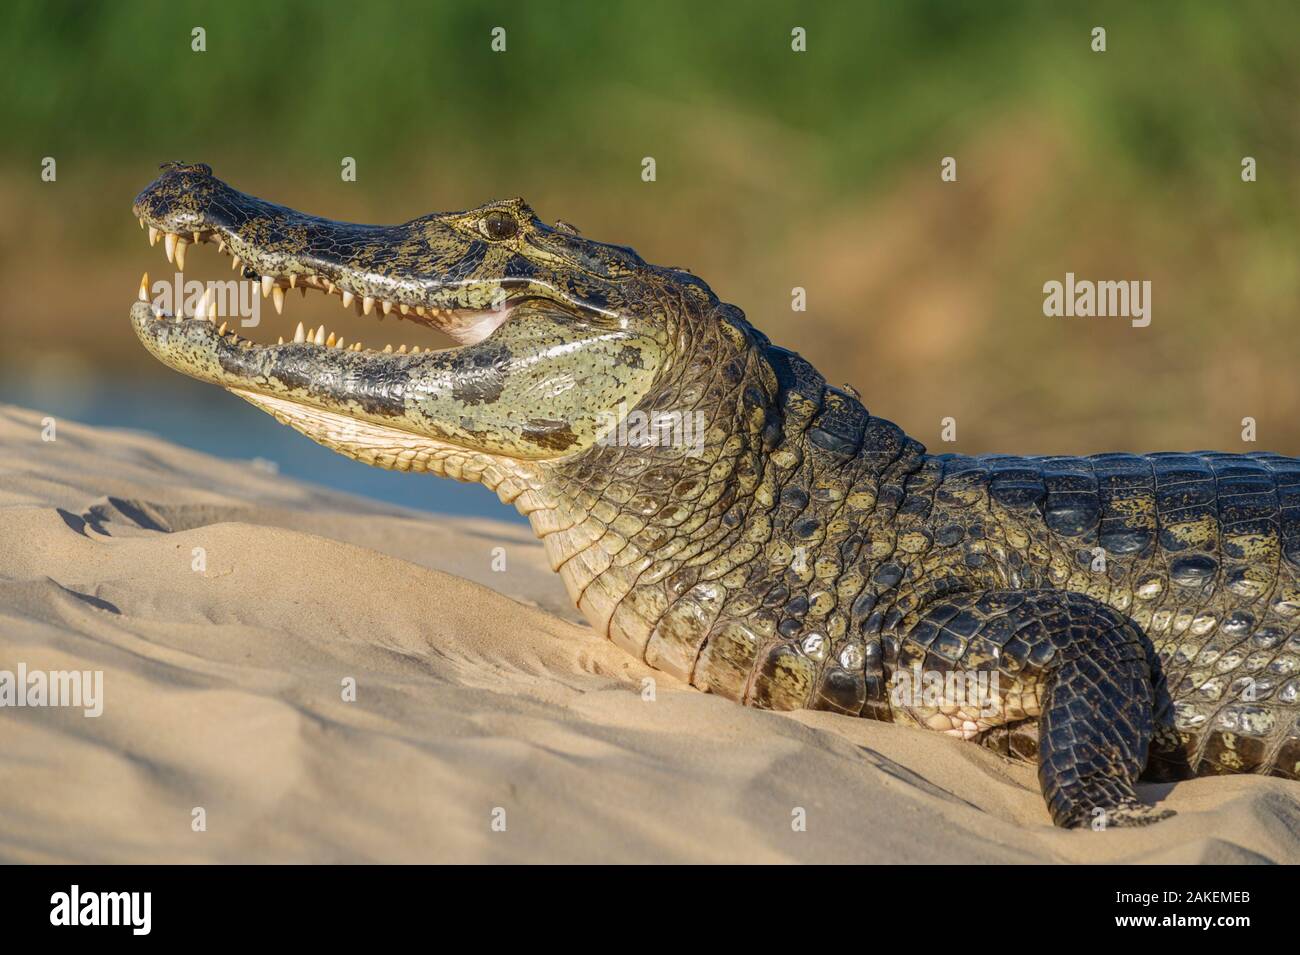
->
(0, 404, 1296, 863)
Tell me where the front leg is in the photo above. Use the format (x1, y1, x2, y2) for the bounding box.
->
(895, 589, 1175, 829)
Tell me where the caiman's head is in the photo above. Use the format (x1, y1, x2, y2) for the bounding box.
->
(130, 162, 728, 486)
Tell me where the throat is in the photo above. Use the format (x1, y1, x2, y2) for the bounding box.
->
(230, 389, 545, 505)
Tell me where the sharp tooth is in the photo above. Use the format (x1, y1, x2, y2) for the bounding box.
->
(398, 344, 407, 354)
(218, 321, 228, 335)
(352, 342, 363, 351)
(382, 300, 393, 315)
(272, 286, 285, 314)
(278, 336, 285, 345)
(194, 287, 210, 318)
(416, 306, 428, 317)
(208, 300, 218, 321)
(410, 346, 421, 354)
(313, 325, 326, 346)
(399, 304, 409, 315)
(362, 296, 374, 315)
(192, 231, 202, 244)
(341, 291, 354, 308)
(231, 255, 241, 271)
(333, 337, 345, 349)
(326, 332, 336, 347)
(164, 232, 177, 263)
(148, 226, 159, 246)
(293, 321, 306, 343)
(216, 237, 226, 253)
(138, 217, 145, 230)
(175, 237, 188, 270)
(325, 281, 336, 295)
(289, 274, 297, 289)
(138, 272, 150, 302)
(261, 275, 274, 298)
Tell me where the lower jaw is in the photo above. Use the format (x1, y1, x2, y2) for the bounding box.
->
(130, 299, 451, 459)
(229, 388, 556, 525)
(230, 389, 466, 473)
(129, 288, 568, 534)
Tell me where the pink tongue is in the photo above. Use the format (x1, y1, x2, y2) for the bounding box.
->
(435, 306, 515, 346)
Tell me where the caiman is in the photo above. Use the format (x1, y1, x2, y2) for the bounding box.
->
(128, 162, 1300, 829)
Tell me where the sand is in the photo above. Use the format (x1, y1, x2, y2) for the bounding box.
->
(0, 402, 1297, 863)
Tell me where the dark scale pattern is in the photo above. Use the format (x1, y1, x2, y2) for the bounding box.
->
(541, 391, 1300, 826)
(129, 164, 1300, 827)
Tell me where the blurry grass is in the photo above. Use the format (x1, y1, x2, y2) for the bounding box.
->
(3, 1, 1296, 198)
(1, 0, 1298, 457)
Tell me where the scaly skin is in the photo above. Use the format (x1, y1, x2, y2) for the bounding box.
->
(129, 162, 1300, 828)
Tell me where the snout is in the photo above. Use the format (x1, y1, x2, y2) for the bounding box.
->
(131, 161, 239, 236)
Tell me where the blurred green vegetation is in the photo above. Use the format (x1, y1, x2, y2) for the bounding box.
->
(1, 0, 1298, 459)
(4, 1, 1297, 198)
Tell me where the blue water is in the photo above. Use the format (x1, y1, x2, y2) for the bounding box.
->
(2, 375, 526, 523)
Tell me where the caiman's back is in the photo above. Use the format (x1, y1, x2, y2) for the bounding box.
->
(926, 449, 1300, 779)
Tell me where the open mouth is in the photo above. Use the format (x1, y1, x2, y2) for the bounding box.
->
(132, 218, 515, 355)
(126, 163, 657, 465)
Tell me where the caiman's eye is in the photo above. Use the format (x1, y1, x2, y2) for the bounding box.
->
(480, 211, 519, 240)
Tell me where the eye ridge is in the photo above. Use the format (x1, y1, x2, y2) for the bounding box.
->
(481, 211, 519, 240)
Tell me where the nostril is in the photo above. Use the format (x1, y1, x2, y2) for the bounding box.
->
(159, 161, 213, 177)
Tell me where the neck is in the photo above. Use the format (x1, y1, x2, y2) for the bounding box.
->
(521, 311, 930, 710)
